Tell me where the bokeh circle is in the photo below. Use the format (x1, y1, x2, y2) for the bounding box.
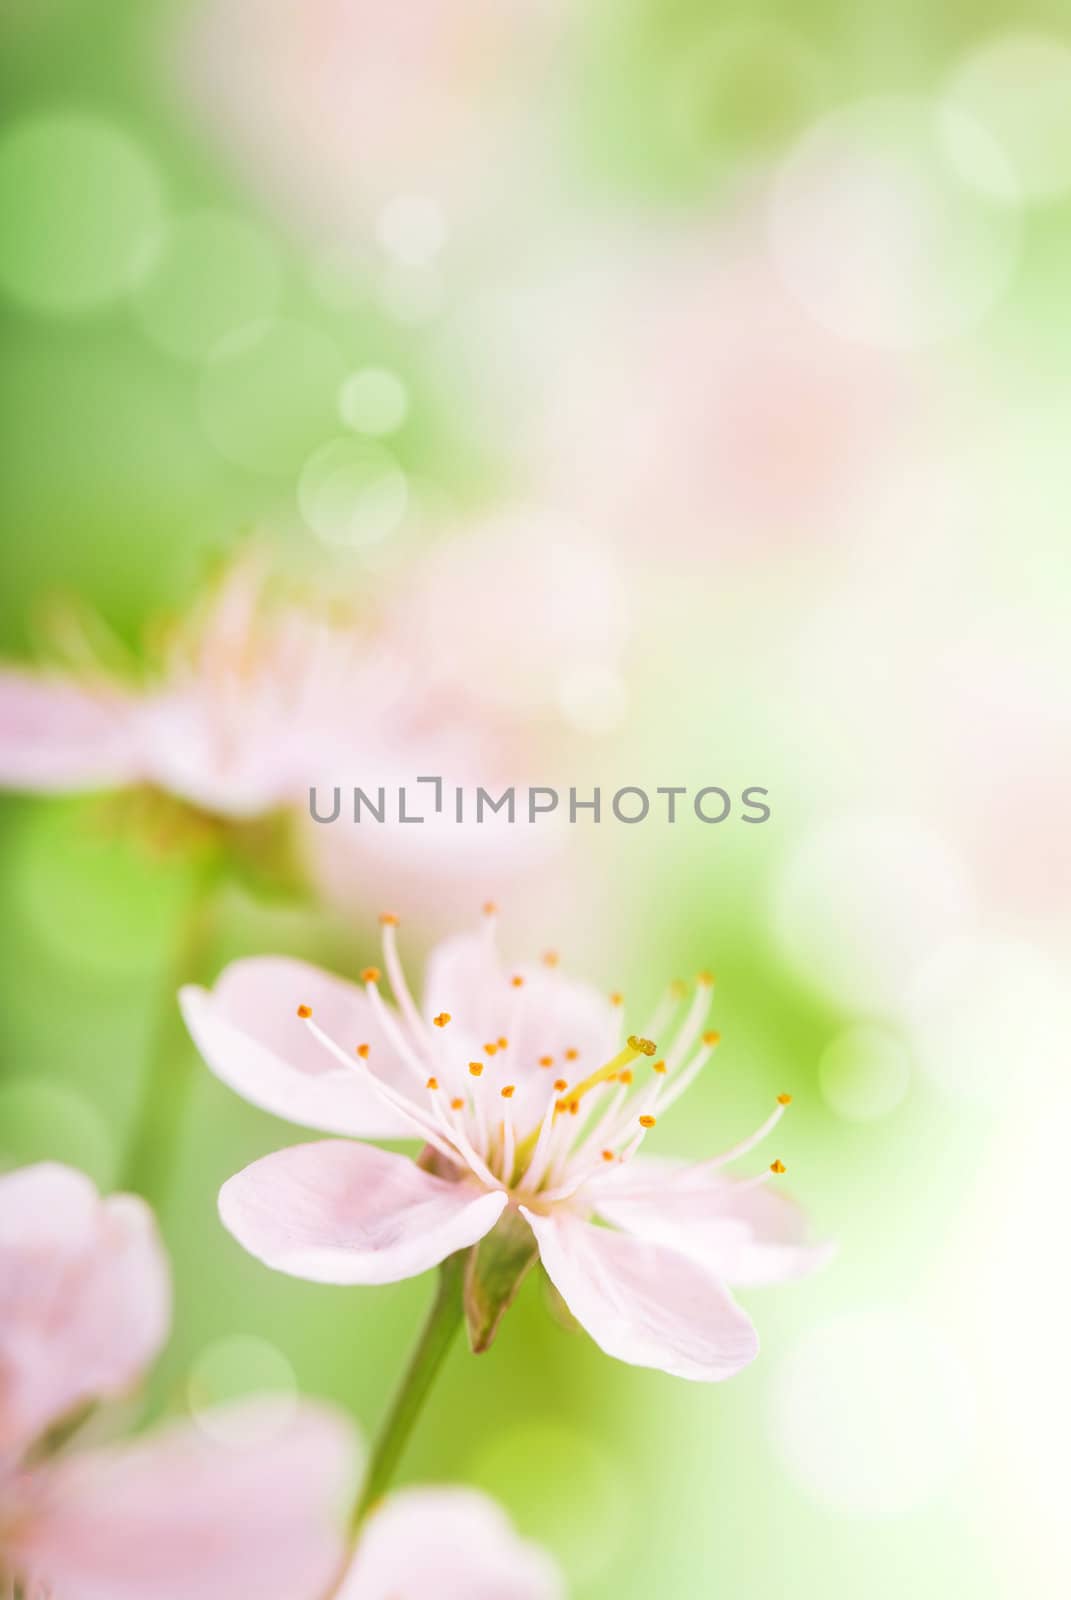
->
(769, 96, 1020, 348)
(0, 110, 162, 315)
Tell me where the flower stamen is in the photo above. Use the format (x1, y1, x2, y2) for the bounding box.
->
(380, 918, 436, 1061)
(559, 1036, 656, 1111)
(300, 1014, 468, 1174)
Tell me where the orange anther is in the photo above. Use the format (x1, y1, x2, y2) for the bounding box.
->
(360, 966, 381, 984)
(770, 1159, 787, 1174)
(355, 1043, 370, 1059)
(433, 1012, 451, 1028)
(639, 1114, 657, 1129)
(296, 1004, 312, 1019)
(469, 1062, 484, 1078)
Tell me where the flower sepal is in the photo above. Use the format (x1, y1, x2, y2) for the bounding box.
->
(462, 1204, 539, 1354)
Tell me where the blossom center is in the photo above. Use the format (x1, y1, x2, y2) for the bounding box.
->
(297, 910, 793, 1207)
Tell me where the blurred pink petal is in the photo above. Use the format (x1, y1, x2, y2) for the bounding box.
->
(529, 228, 913, 560)
(0, 671, 142, 791)
(593, 1155, 836, 1286)
(0, 549, 397, 823)
(339, 1485, 563, 1600)
(298, 512, 620, 921)
(177, 0, 562, 243)
(2, 543, 567, 924)
(219, 1140, 508, 1284)
(0, 1165, 170, 1461)
(298, 726, 563, 934)
(520, 1206, 759, 1381)
(386, 512, 630, 720)
(127, 553, 383, 819)
(180, 957, 415, 1138)
(12, 1402, 355, 1600)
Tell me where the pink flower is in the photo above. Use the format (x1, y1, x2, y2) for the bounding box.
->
(181, 912, 832, 1382)
(0, 551, 381, 822)
(0, 1163, 355, 1600)
(340, 1486, 562, 1599)
(0, 536, 606, 918)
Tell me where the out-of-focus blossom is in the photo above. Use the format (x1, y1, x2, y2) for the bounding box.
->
(176, 0, 563, 247)
(182, 912, 831, 1382)
(298, 722, 570, 935)
(0, 549, 384, 821)
(298, 511, 629, 926)
(535, 230, 913, 557)
(1, 527, 629, 920)
(385, 510, 630, 723)
(339, 1485, 563, 1600)
(0, 1163, 355, 1600)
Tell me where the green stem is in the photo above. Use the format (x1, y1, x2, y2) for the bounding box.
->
(119, 863, 218, 1202)
(351, 1252, 466, 1531)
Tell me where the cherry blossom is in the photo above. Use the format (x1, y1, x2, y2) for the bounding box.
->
(182, 910, 832, 1382)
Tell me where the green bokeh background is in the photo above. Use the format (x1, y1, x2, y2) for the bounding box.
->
(2, 2, 1066, 1595)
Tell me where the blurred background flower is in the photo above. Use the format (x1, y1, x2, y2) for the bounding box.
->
(1, 0, 1068, 1596)
(0, 1163, 356, 1600)
(0, 1163, 562, 1599)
